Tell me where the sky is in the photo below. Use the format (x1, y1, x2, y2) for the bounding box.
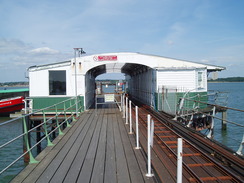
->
(0, 0, 244, 82)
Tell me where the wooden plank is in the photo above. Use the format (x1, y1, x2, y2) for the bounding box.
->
(14, 105, 158, 183)
(126, 128, 155, 183)
(90, 111, 108, 183)
(11, 113, 86, 182)
(63, 109, 103, 182)
(35, 112, 94, 183)
(104, 108, 117, 183)
(117, 112, 145, 183)
(121, 114, 156, 183)
(28, 112, 94, 183)
(16, 113, 90, 183)
(76, 108, 104, 182)
(113, 113, 131, 183)
(49, 110, 99, 182)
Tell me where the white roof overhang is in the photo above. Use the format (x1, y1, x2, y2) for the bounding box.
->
(28, 52, 225, 76)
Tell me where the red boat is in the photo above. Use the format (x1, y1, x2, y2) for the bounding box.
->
(0, 96, 24, 116)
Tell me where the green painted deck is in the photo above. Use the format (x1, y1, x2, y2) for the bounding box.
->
(12, 104, 155, 183)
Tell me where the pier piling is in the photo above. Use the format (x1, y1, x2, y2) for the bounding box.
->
(222, 111, 227, 130)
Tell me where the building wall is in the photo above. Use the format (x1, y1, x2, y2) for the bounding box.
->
(156, 68, 207, 92)
(29, 63, 86, 111)
(155, 68, 208, 114)
(28, 53, 214, 113)
(29, 64, 86, 97)
(29, 69, 49, 97)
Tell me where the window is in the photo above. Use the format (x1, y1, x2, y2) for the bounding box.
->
(197, 72, 204, 88)
(49, 71, 66, 95)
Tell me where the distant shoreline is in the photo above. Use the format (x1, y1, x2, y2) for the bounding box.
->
(208, 77, 244, 83)
(208, 81, 244, 82)
(0, 85, 29, 88)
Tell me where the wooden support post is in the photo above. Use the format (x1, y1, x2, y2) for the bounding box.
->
(42, 111, 54, 147)
(22, 116, 38, 164)
(36, 121, 42, 154)
(222, 111, 227, 130)
(52, 120, 56, 139)
(22, 117, 29, 164)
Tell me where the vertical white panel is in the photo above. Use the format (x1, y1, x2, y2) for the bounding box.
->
(29, 70, 49, 97)
(157, 69, 196, 91)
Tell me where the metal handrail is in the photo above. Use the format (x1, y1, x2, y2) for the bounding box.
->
(178, 97, 244, 155)
(0, 96, 83, 177)
(181, 98, 244, 113)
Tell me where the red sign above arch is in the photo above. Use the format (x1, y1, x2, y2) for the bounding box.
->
(93, 55, 117, 61)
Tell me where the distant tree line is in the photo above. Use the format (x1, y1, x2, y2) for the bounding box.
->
(0, 81, 29, 87)
(208, 77, 244, 82)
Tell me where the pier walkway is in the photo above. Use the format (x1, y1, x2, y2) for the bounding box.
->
(12, 104, 155, 183)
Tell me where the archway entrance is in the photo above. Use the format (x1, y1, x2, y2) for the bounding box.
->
(84, 62, 153, 109)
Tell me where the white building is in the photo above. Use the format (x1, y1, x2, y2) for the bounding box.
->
(28, 52, 225, 114)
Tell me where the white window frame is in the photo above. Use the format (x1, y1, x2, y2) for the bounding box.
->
(197, 71, 204, 88)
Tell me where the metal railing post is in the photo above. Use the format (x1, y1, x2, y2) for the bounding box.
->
(119, 94, 122, 112)
(64, 102, 71, 127)
(129, 100, 133, 134)
(146, 114, 153, 177)
(123, 94, 125, 118)
(126, 97, 128, 124)
(151, 119, 154, 146)
(207, 106, 216, 138)
(76, 96, 80, 117)
(135, 106, 141, 149)
(22, 116, 38, 164)
(177, 138, 183, 183)
(236, 134, 244, 155)
(55, 105, 63, 135)
(71, 98, 77, 122)
(42, 110, 54, 147)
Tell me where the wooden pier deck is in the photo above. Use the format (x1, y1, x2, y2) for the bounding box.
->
(12, 104, 155, 183)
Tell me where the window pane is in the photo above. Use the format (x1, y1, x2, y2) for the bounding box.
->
(49, 71, 66, 95)
(198, 72, 203, 88)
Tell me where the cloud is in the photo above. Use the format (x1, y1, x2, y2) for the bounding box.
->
(29, 47, 60, 55)
(0, 38, 30, 54)
(0, 38, 72, 81)
(0, 39, 71, 68)
(201, 59, 210, 64)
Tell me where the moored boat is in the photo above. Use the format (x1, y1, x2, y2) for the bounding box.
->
(0, 96, 24, 116)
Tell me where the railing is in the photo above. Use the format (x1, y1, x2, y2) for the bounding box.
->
(177, 97, 244, 155)
(121, 95, 184, 182)
(121, 95, 243, 183)
(157, 87, 228, 115)
(0, 96, 83, 182)
(208, 90, 228, 106)
(95, 93, 122, 112)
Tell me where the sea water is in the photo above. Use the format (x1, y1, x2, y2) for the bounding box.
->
(208, 82, 244, 152)
(0, 117, 25, 183)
